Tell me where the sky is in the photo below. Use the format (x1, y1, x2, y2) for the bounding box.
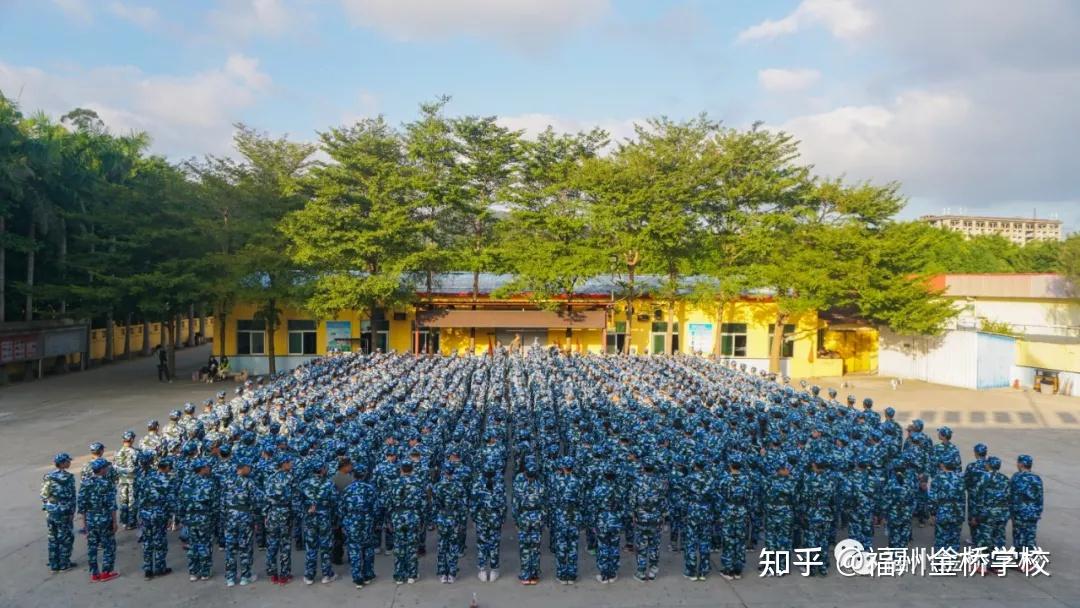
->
(2, 0, 1078, 230)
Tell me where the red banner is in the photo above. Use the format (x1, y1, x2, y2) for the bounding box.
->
(0, 334, 40, 364)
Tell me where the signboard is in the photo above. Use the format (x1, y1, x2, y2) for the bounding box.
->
(687, 323, 713, 354)
(326, 321, 352, 352)
(0, 334, 41, 364)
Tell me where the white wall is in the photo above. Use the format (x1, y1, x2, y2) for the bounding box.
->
(878, 328, 979, 389)
(969, 299, 1080, 337)
(229, 355, 318, 376)
(1010, 365, 1080, 397)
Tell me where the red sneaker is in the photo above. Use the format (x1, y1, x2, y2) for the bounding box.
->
(90, 573, 101, 583)
(99, 572, 119, 582)
(279, 575, 292, 585)
(270, 575, 279, 584)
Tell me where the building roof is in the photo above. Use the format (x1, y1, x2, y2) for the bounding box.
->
(414, 272, 777, 298)
(920, 214, 1062, 224)
(928, 273, 1076, 300)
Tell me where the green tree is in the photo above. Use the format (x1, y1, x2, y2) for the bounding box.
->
(283, 117, 418, 350)
(1061, 234, 1080, 292)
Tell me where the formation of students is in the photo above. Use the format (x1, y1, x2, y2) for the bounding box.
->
(40, 349, 1044, 587)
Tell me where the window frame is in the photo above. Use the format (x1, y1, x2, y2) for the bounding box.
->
(236, 319, 266, 355)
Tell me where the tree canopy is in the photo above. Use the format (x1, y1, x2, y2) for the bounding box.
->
(1, 92, 1070, 367)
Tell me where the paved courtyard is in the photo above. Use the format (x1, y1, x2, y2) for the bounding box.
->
(1, 347, 1077, 607)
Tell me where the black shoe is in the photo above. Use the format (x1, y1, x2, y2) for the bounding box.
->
(145, 572, 154, 580)
(157, 568, 173, 577)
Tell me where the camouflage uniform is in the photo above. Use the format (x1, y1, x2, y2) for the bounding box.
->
(883, 469, 916, 548)
(763, 471, 796, 553)
(41, 458, 76, 572)
(799, 467, 836, 576)
(846, 463, 877, 551)
(592, 473, 622, 581)
(135, 466, 175, 575)
(629, 466, 665, 579)
(433, 472, 467, 579)
(682, 467, 713, 579)
(387, 470, 423, 582)
(77, 466, 117, 577)
(973, 461, 1011, 551)
(300, 467, 337, 581)
(471, 474, 505, 574)
(179, 466, 217, 578)
(339, 475, 377, 585)
(716, 468, 752, 577)
(263, 464, 295, 580)
(549, 464, 582, 582)
(512, 471, 545, 581)
(115, 442, 139, 528)
(222, 466, 262, 584)
(929, 469, 965, 551)
(1010, 458, 1043, 550)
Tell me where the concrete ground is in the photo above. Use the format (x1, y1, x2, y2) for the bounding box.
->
(1, 348, 1077, 608)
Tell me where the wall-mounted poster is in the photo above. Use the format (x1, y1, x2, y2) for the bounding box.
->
(687, 323, 713, 354)
(326, 321, 352, 352)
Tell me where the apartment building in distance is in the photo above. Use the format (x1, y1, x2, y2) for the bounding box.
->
(921, 213, 1063, 244)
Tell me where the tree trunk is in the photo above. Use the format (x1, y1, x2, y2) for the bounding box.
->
(199, 311, 206, 344)
(664, 300, 674, 355)
(266, 299, 277, 375)
(58, 220, 67, 315)
(470, 268, 479, 353)
(142, 319, 151, 356)
(624, 261, 636, 355)
(165, 318, 176, 379)
(186, 304, 195, 346)
(712, 304, 724, 358)
(124, 312, 133, 359)
(216, 302, 227, 358)
(24, 220, 35, 322)
(0, 215, 6, 323)
(769, 312, 789, 374)
(105, 314, 115, 362)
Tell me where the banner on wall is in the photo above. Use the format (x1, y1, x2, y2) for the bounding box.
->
(326, 321, 352, 352)
(687, 323, 713, 354)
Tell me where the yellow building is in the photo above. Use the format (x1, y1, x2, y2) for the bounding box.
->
(222, 273, 847, 378)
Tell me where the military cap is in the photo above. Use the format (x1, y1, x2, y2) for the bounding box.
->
(1017, 454, 1033, 468)
(89, 442, 105, 453)
(54, 452, 72, 465)
(90, 457, 110, 472)
(937, 426, 952, 439)
(987, 456, 1002, 470)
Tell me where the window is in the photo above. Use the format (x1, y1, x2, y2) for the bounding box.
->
(288, 320, 317, 355)
(720, 323, 747, 357)
(361, 319, 390, 353)
(768, 323, 796, 358)
(236, 319, 265, 355)
(606, 321, 627, 354)
(414, 328, 440, 354)
(650, 322, 679, 354)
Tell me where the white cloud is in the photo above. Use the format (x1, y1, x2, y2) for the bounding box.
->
(341, 90, 380, 125)
(52, 0, 93, 23)
(208, 0, 305, 39)
(737, 0, 873, 43)
(758, 68, 821, 93)
(108, 2, 159, 29)
(339, 0, 610, 51)
(0, 54, 272, 158)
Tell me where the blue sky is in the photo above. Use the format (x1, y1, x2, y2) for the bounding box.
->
(2, 0, 1078, 229)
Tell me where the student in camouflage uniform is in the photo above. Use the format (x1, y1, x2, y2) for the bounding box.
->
(41, 452, 77, 573)
(264, 454, 296, 584)
(592, 465, 622, 584)
(761, 460, 795, 576)
(388, 460, 423, 584)
(115, 430, 139, 530)
(78, 458, 118, 582)
(433, 465, 467, 584)
(930, 459, 965, 551)
(964, 443, 989, 543)
(972, 456, 1011, 557)
(717, 455, 752, 580)
(884, 457, 916, 548)
(682, 459, 713, 581)
(339, 465, 377, 587)
(179, 458, 217, 581)
(1010, 454, 1043, 552)
(136, 457, 175, 579)
(222, 460, 262, 586)
(799, 459, 836, 577)
(846, 455, 877, 551)
(512, 459, 545, 585)
(472, 467, 505, 582)
(549, 456, 582, 584)
(301, 459, 337, 584)
(629, 458, 664, 581)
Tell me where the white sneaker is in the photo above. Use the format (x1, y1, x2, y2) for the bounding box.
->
(189, 575, 198, 582)
(733, 574, 742, 580)
(478, 569, 488, 582)
(489, 569, 499, 582)
(648, 566, 659, 578)
(226, 580, 236, 587)
(406, 578, 416, 584)
(447, 575, 455, 583)
(200, 575, 211, 581)
(718, 572, 733, 581)
(439, 575, 447, 583)
(322, 574, 337, 584)
(304, 577, 314, 585)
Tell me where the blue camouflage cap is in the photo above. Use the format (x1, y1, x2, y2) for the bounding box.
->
(987, 456, 1002, 470)
(90, 457, 110, 472)
(974, 443, 988, 455)
(1017, 454, 1033, 468)
(89, 442, 105, 453)
(558, 456, 574, 469)
(884, 407, 895, 417)
(122, 430, 136, 442)
(54, 452, 71, 465)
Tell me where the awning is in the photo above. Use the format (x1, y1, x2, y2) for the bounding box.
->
(416, 309, 606, 329)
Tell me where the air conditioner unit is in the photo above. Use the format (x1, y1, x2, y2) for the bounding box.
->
(393, 312, 407, 321)
(636, 314, 651, 322)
